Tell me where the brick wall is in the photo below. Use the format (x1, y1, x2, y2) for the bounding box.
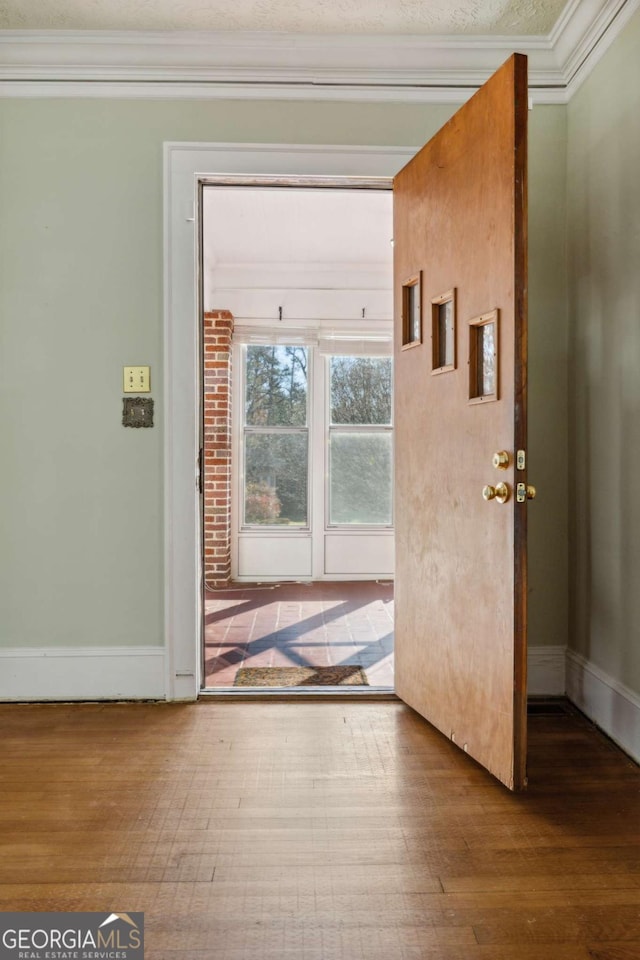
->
(203, 310, 234, 587)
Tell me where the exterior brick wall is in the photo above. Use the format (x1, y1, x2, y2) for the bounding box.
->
(203, 310, 234, 587)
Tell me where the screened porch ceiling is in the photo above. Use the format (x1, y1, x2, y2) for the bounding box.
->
(202, 186, 394, 331)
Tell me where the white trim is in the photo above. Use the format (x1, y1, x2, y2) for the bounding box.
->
(564, 0, 640, 97)
(552, 0, 629, 79)
(0, 30, 559, 87)
(0, 82, 511, 104)
(166, 144, 415, 698)
(527, 645, 566, 696)
(566, 649, 640, 763)
(230, 338, 242, 582)
(232, 331, 395, 581)
(1, 2, 639, 102)
(0, 647, 166, 702)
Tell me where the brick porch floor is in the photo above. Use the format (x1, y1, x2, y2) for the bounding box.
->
(204, 580, 394, 689)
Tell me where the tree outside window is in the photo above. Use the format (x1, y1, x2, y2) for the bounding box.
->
(243, 345, 309, 526)
(329, 356, 393, 526)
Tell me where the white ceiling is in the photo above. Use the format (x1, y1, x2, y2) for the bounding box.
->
(202, 187, 394, 322)
(0, 0, 567, 35)
(204, 187, 392, 268)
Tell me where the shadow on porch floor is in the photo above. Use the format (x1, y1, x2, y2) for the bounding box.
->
(204, 580, 394, 690)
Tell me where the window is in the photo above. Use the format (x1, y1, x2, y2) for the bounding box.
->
(469, 310, 499, 402)
(328, 356, 393, 526)
(242, 345, 309, 526)
(431, 288, 456, 373)
(401, 274, 422, 347)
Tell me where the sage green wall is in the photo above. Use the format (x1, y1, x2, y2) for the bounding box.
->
(567, 9, 640, 694)
(528, 104, 569, 652)
(0, 96, 567, 653)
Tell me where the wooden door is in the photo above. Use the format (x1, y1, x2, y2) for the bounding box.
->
(393, 54, 529, 790)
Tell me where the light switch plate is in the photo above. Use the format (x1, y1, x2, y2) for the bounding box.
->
(123, 365, 150, 393)
(122, 396, 154, 428)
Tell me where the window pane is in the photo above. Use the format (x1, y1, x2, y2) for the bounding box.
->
(478, 321, 496, 396)
(245, 345, 308, 426)
(330, 357, 392, 425)
(437, 299, 454, 368)
(244, 432, 308, 526)
(329, 432, 392, 525)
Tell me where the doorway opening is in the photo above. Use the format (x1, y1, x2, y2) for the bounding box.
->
(199, 180, 395, 692)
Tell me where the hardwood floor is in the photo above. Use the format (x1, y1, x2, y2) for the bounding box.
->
(0, 700, 638, 960)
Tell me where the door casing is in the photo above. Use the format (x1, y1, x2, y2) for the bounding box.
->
(164, 145, 414, 699)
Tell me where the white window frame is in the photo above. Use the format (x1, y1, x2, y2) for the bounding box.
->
(232, 340, 394, 580)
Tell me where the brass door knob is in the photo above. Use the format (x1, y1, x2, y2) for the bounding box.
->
(483, 482, 510, 504)
(526, 485, 536, 500)
(492, 450, 510, 470)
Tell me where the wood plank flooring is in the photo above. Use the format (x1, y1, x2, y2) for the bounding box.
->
(0, 700, 638, 960)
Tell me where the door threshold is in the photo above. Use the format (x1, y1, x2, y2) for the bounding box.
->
(199, 687, 398, 702)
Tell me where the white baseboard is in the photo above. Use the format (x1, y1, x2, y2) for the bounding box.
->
(7, 642, 635, 758)
(0, 643, 565, 702)
(528, 645, 566, 696)
(566, 649, 640, 764)
(0, 646, 166, 701)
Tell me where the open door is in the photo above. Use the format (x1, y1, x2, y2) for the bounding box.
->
(393, 54, 529, 790)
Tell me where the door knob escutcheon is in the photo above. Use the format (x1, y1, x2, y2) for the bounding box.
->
(483, 482, 510, 504)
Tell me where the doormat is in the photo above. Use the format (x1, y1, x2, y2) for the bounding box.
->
(234, 665, 369, 687)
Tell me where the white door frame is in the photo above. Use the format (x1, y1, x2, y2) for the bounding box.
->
(163, 143, 414, 700)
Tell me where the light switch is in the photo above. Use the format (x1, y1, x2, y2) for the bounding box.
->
(123, 365, 150, 393)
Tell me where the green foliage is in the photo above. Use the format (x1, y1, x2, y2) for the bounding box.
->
(329, 356, 392, 524)
(244, 481, 282, 524)
(245, 345, 308, 426)
(243, 346, 309, 526)
(243, 348, 392, 527)
(244, 433, 308, 526)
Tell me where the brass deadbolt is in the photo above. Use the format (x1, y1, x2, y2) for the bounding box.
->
(492, 450, 510, 470)
(482, 482, 510, 504)
(517, 482, 538, 502)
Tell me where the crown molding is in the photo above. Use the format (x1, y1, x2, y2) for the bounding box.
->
(563, 0, 640, 96)
(0, 0, 637, 102)
(0, 29, 560, 88)
(551, 0, 626, 78)
(0, 80, 569, 104)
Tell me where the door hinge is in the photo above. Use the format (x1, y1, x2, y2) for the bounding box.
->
(197, 447, 204, 493)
